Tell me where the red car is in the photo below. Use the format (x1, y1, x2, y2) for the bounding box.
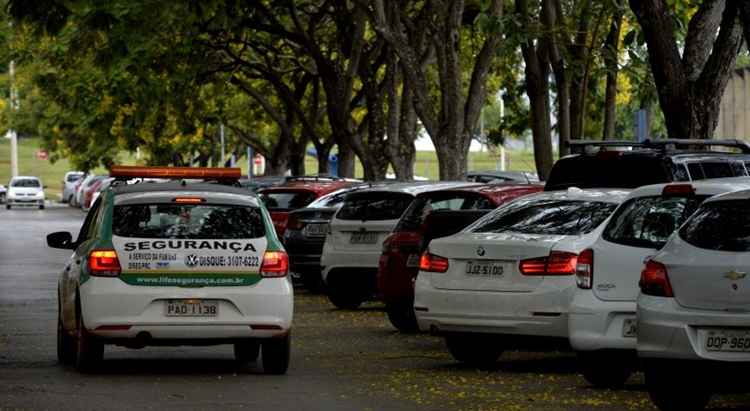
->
(377, 183, 543, 331)
(258, 178, 353, 237)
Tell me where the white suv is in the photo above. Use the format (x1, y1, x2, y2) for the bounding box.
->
(569, 178, 750, 388)
(638, 189, 750, 410)
(414, 188, 628, 367)
(321, 182, 475, 309)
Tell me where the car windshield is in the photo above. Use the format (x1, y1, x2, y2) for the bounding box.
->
(679, 200, 750, 251)
(603, 195, 707, 249)
(11, 179, 40, 188)
(67, 173, 83, 183)
(470, 198, 617, 236)
(259, 191, 318, 211)
(337, 192, 414, 221)
(113, 204, 266, 239)
(396, 193, 494, 231)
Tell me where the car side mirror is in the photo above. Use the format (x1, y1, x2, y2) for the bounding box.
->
(47, 231, 75, 250)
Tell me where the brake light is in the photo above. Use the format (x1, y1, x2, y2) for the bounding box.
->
(88, 249, 121, 277)
(419, 252, 449, 273)
(519, 251, 578, 276)
(260, 251, 289, 278)
(639, 260, 673, 297)
(173, 197, 205, 204)
(576, 249, 594, 289)
(662, 184, 694, 196)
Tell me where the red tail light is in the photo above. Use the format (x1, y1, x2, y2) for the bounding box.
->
(639, 260, 673, 297)
(88, 249, 121, 277)
(260, 251, 289, 278)
(519, 251, 578, 276)
(419, 252, 449, 273)
(662, 184, 694, 196)
(576, 249, 594, 289)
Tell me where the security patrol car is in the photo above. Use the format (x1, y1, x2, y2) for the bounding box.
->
(47, 166, 293, 374)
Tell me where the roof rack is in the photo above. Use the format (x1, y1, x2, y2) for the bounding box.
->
(568, 139, 750, 154)
(109, 166, 242, 182)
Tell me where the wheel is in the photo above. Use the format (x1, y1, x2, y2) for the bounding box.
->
(57, 315, 76, 365)
(325, 275, 366, 309)
(445, 333, 503, 368)
(39, 204, 45, 210)
(74, 311, 103, 372)
(5, 205, 10, 210)
(262, 334, 291, 375)
(327, 291, 364, 310)
(645, 360, 711, 411)
(300, 270, 325, 294)
(578, 351, 634, 389)
(385, 302, 419, 333)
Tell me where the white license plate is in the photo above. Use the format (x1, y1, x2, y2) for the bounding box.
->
(165, 299, 219, 317)
(406, 254, 420, 268)
(350, 231, 378, 244)
(704, 329, 750, 352)
(465, 261, 506, 277)
(622, 318, 637, 338)
(304, 223, 328, 237)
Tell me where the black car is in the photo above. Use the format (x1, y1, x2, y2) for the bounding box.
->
(282, 182, 390, 291)
(545, 139, 750, 191)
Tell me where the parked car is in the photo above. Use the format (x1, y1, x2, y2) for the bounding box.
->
(569, 177, 750, 388)
(62, 171, 84, 203)
(465, 170, 539, 184)
(82, 176, 109, 211)
(414, 188, 629, 367)
(88, 177, 115, 208)
(283, 182, 392, 291)
(545, 139, 750, 191)
(6, 176, 46, 210)
(74, 174, 103, 208)
(378, 183, 543, 331)
(321, 181, 478, 309)
(258, 178, 352, 237)
(637, 188, 750, 410)
(0, 184, 6, 203)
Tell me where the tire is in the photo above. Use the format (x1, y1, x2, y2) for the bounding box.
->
(445, 333, 503, 368)
(6, 205, 10, 210)
(39, 205, 45, 210)
(385, 302, 419, 333)
(74, 311, 103, 372)
(327, 291, 364, 310)
(578, 351, 634, 389)
(57, 315, 76, 365)
(325, 275, 366, 309)
(645, 360, 711, 411)
(262, 334, 291, 375)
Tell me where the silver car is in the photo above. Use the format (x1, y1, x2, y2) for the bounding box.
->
(62, 171, 84, 203)
(638, 189, 750, 411)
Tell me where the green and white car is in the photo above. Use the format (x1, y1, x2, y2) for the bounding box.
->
(47, 168, 293, 374)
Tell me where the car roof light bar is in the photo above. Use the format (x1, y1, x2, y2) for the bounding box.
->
(110, 165, 242, 181)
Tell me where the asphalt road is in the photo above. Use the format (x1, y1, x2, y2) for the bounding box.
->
(1, 206, 749, 410)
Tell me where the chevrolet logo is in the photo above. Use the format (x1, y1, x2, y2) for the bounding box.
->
(724, 270, 748, 281)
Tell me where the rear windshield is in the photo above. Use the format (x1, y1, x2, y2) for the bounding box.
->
(471, 199, 617, 236)
(603, 195, 707, 249)
(113, 204, 265, 239)
(545, 156, 670, 190)
(679, 200, 750, 251)
(396, 193, 494, 231)
(687, 162, 739, 180)
(259, 191, 317, 211)
(11, 179, 40, 188)
(337, 192, 414, 221)
(67, 174, 83, 183)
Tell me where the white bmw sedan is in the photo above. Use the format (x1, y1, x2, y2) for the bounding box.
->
(414, 188, 629, 367)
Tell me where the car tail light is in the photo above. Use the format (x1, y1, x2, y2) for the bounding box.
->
(576, 249, 594, 289)
(419, 252, 449, 273)
(88, 249, 121, 277)
(519, 251, 578, 276)
(639, 260, 674, 297)
(662, 184, 694, 196)
(260, 251, 289, 278)
(286, 214, 303, 231)
(382, 231, 420, 254)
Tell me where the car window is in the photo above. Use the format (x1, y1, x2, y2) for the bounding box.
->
(113, 204, 266, 239)
(11, 178, 40, 188)
(671, 163, 690, 181)
(603, 195, 707, 249)
(337, 192, 414, 221)
(471, 199, 617, 236)
(259, 191, 317, 211)
(700, 162, 735, 179)
(66, 174, 83, 183)
(679, 200, 750, 251)
(395, 194, 494, 231)
(545, 155, 670, 190)
(687, 163, 705, 180)
(76, 199, 103, 244)
(731, 161, 747, 177)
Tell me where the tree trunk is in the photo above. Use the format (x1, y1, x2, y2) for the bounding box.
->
(435, 136, 468, 180)
(316, 145, 331, 174)
(525, 55, 555, 180)
(266, 133, 291, 175)
(603, 3, 624, 140)
(394, 80, 417, 181)
(288, 143, 306, 176)
(337, 142, 356, 178)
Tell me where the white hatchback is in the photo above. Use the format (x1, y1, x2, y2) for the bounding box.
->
(569, 178, 750, 388)
(6, 176, 46, 209)
(414, 188, 629, 366)
(638, 189, 750, 410)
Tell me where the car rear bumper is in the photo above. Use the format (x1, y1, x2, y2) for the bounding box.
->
(638, 294, 750, 362)
(414, 273, 572, 339)
(79, 276, 294, 341)
(568, 290, 637, 351)
(320, 249, 381, 283)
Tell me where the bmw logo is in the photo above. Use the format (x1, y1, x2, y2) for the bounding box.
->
(476, 246, 486, 257)
(185, 254, 199, 268)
